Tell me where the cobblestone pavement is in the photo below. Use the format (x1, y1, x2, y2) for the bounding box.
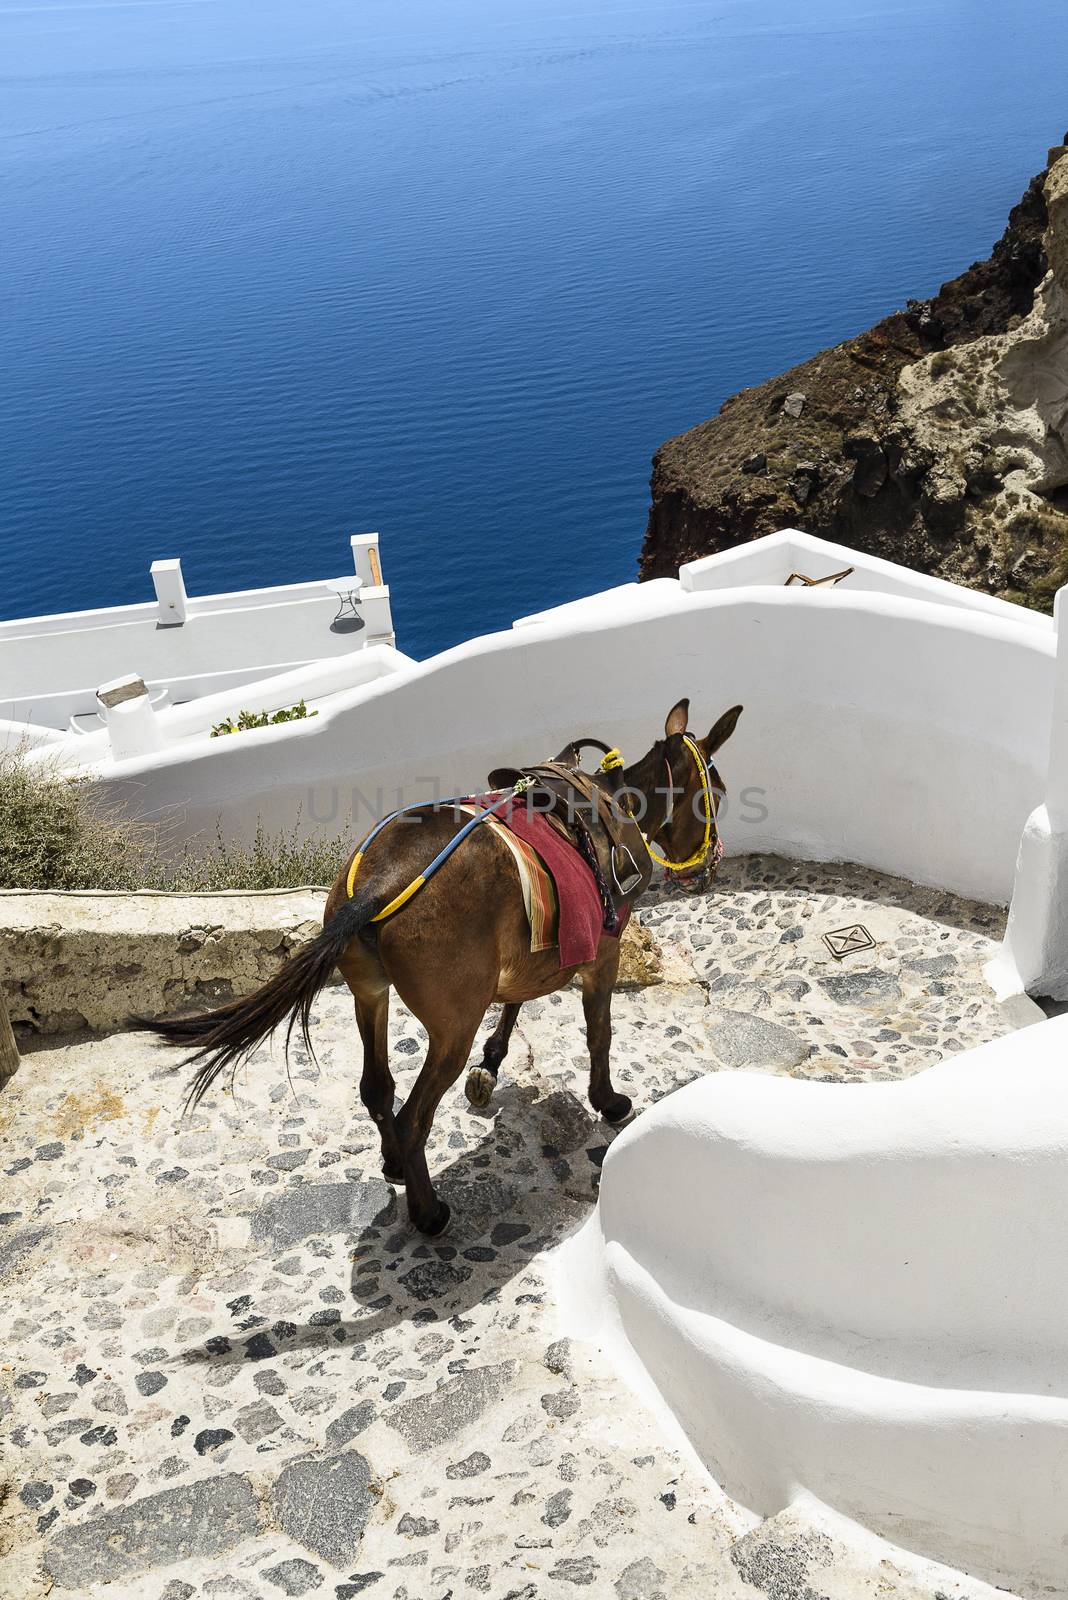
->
(0, 857, 1026, 1600)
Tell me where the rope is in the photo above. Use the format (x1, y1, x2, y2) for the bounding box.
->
(570, 816, 620, 932)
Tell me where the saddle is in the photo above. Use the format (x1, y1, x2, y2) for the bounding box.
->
(488, 738, 652, 929)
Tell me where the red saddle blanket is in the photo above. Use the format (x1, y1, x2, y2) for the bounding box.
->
(467, 793, 628, 968)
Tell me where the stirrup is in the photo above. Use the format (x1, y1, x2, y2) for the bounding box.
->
(612, 846, 643, 897)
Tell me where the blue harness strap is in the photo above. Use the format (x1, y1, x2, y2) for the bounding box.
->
(345, 787, 519, 921)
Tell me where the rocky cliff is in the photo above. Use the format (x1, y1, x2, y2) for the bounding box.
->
(640, 139, 1068, 608)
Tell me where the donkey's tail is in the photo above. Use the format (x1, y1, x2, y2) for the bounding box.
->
(145, 895, 373, 1112)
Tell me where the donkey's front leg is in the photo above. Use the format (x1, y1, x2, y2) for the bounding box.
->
(580, 940, 631, 1125)
(465, 1002, 522, 1109)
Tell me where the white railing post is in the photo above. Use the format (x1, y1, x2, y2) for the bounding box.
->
(96, 674, 164, 762)
(350, 532, 383, 589)
(989, 586, 1068, 999)
(349, 532, 393, 643)
(151, 558, 188, 626)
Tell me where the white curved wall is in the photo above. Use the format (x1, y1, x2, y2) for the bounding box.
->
(95, 582, 1052, 907)
(680, 527, 1054, 629)
(556, 1017, 1068, 1594)
(34, 643, 411, 765)
(0, 717, 64, 754)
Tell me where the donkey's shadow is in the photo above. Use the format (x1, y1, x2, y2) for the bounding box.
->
(345, 1078, 613, 1335)
(181, 1077, 620, 1371)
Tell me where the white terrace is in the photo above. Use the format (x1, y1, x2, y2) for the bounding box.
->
(0, 860, 1029, 1600)
(0, 532, 396, 740)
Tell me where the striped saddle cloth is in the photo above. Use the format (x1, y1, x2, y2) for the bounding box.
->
(459, 804, 558, 953)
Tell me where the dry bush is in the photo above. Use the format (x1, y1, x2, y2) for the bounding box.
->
(0, 749, 346, 892)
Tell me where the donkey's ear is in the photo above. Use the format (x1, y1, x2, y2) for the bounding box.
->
(664, 698, 689, 738)
(705, 704, 743, 754)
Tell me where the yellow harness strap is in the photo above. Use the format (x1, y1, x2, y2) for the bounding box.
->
(344, 789, 516, 920)
(345, 846, 426, 920)
(644, 734, 714, 872)
(369, 874, 427, 922)
(603, 733, 716, 873)
(344, 849, 364, 900)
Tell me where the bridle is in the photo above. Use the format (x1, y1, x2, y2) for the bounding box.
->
(597, 733, 723, 877)
(644, 732, 722, 874)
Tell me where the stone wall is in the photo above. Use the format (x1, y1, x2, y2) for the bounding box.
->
(0, 890, 328, 1036)
(0, 891, 667, 1037)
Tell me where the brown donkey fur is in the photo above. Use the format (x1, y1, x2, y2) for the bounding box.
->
(148, 699, 743, 1234)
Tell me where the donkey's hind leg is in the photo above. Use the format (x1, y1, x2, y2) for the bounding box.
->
(353, 986, 404, 1183)
(465, 1002, 522, 1109)
(580, 938, 631, 1125)
(396, 1016, 484, 1235)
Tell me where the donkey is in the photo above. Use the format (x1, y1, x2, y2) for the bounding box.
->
(149, 698, 743, 1235)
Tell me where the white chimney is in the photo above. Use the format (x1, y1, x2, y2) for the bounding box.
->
(96, 675, 164, 761)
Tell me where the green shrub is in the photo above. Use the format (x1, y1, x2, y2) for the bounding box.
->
(210, 698, 318, 738)
(0, 749, 346, 892)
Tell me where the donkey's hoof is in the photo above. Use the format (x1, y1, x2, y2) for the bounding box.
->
(465, 1067, 496, 1110)
(382, 1162, 405, 1186)
(600, 1093, 633, 1126)
(417, 1200, 451, 1238)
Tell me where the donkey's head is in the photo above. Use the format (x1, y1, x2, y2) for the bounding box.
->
(622, 698, 744, 887)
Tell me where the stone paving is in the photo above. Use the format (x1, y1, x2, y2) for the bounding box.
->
(0, 856, 1029, 1600)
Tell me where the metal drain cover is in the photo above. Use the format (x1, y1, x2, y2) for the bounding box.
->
(823, 924, 876, 960)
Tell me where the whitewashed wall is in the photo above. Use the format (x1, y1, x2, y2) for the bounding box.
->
(680, 527, 1053, 627)
(0, 548, 392, 729)
(557, 1016, 1068, 1592)
(93, 580, 1053, 909)
(32, 644, 412, 767)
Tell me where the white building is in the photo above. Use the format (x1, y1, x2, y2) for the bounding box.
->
(0, 531, 395, 741)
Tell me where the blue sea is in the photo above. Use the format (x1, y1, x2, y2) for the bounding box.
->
(2, 0, 1065, 659)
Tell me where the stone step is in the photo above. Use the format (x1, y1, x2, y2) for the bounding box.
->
(728, 1500, 1014, 1600)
